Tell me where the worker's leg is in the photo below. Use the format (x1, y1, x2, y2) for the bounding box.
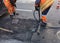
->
(13, 7, 16, 15)
(41, 6, 51, 27)
(8, 7, 15, 19)
(13, 12, 16, 15)
(9, 11, 14, 20)
(13, 8, 19, 15)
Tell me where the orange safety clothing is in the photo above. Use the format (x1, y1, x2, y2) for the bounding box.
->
(3, 0, 15, 15)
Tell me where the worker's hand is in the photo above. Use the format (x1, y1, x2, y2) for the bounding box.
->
(35, 4, 40, 11)
(35, 6, 40, 11)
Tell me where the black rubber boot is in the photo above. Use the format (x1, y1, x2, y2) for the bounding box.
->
(13, 12, 16, 16)
(41, 21, 47, 27)
(13, 12, 19, 16)
(10, 15, 14, 20)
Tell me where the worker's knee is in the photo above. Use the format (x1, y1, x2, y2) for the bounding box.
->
(42, 13, 47, 15)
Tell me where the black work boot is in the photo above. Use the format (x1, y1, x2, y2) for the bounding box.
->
(41, 16, 47, 27)
(41, 21, 47, 27)
(13, 12, 16, 16)
(13, 12, 19, 16)
(10, 15, 14, 20)
(40, 19, 47, 27)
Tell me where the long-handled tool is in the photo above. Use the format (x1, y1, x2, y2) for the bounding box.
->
(32, 7, 41, 35)
(26, 7, 41, 42)
(0, 27, 13, 33)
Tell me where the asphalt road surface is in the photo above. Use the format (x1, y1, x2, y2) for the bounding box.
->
(0, 0, 60, 43)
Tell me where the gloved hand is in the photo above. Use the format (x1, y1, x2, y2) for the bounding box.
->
(35, 4, 40, 11)
(35, 6, 40, 11)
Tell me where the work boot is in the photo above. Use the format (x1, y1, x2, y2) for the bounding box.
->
(10, 15, 13, 19)
(13, 12, 19, 16)
(13, 12, 15, 16)
(41, 16, 47, 27)
(41, 21, 47, 27)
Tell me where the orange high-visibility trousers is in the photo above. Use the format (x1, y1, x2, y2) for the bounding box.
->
(3, 0, 15, 15)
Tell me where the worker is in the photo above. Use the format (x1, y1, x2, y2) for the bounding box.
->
(3, 0, 17, 20)
(35, 0, 54, 27)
